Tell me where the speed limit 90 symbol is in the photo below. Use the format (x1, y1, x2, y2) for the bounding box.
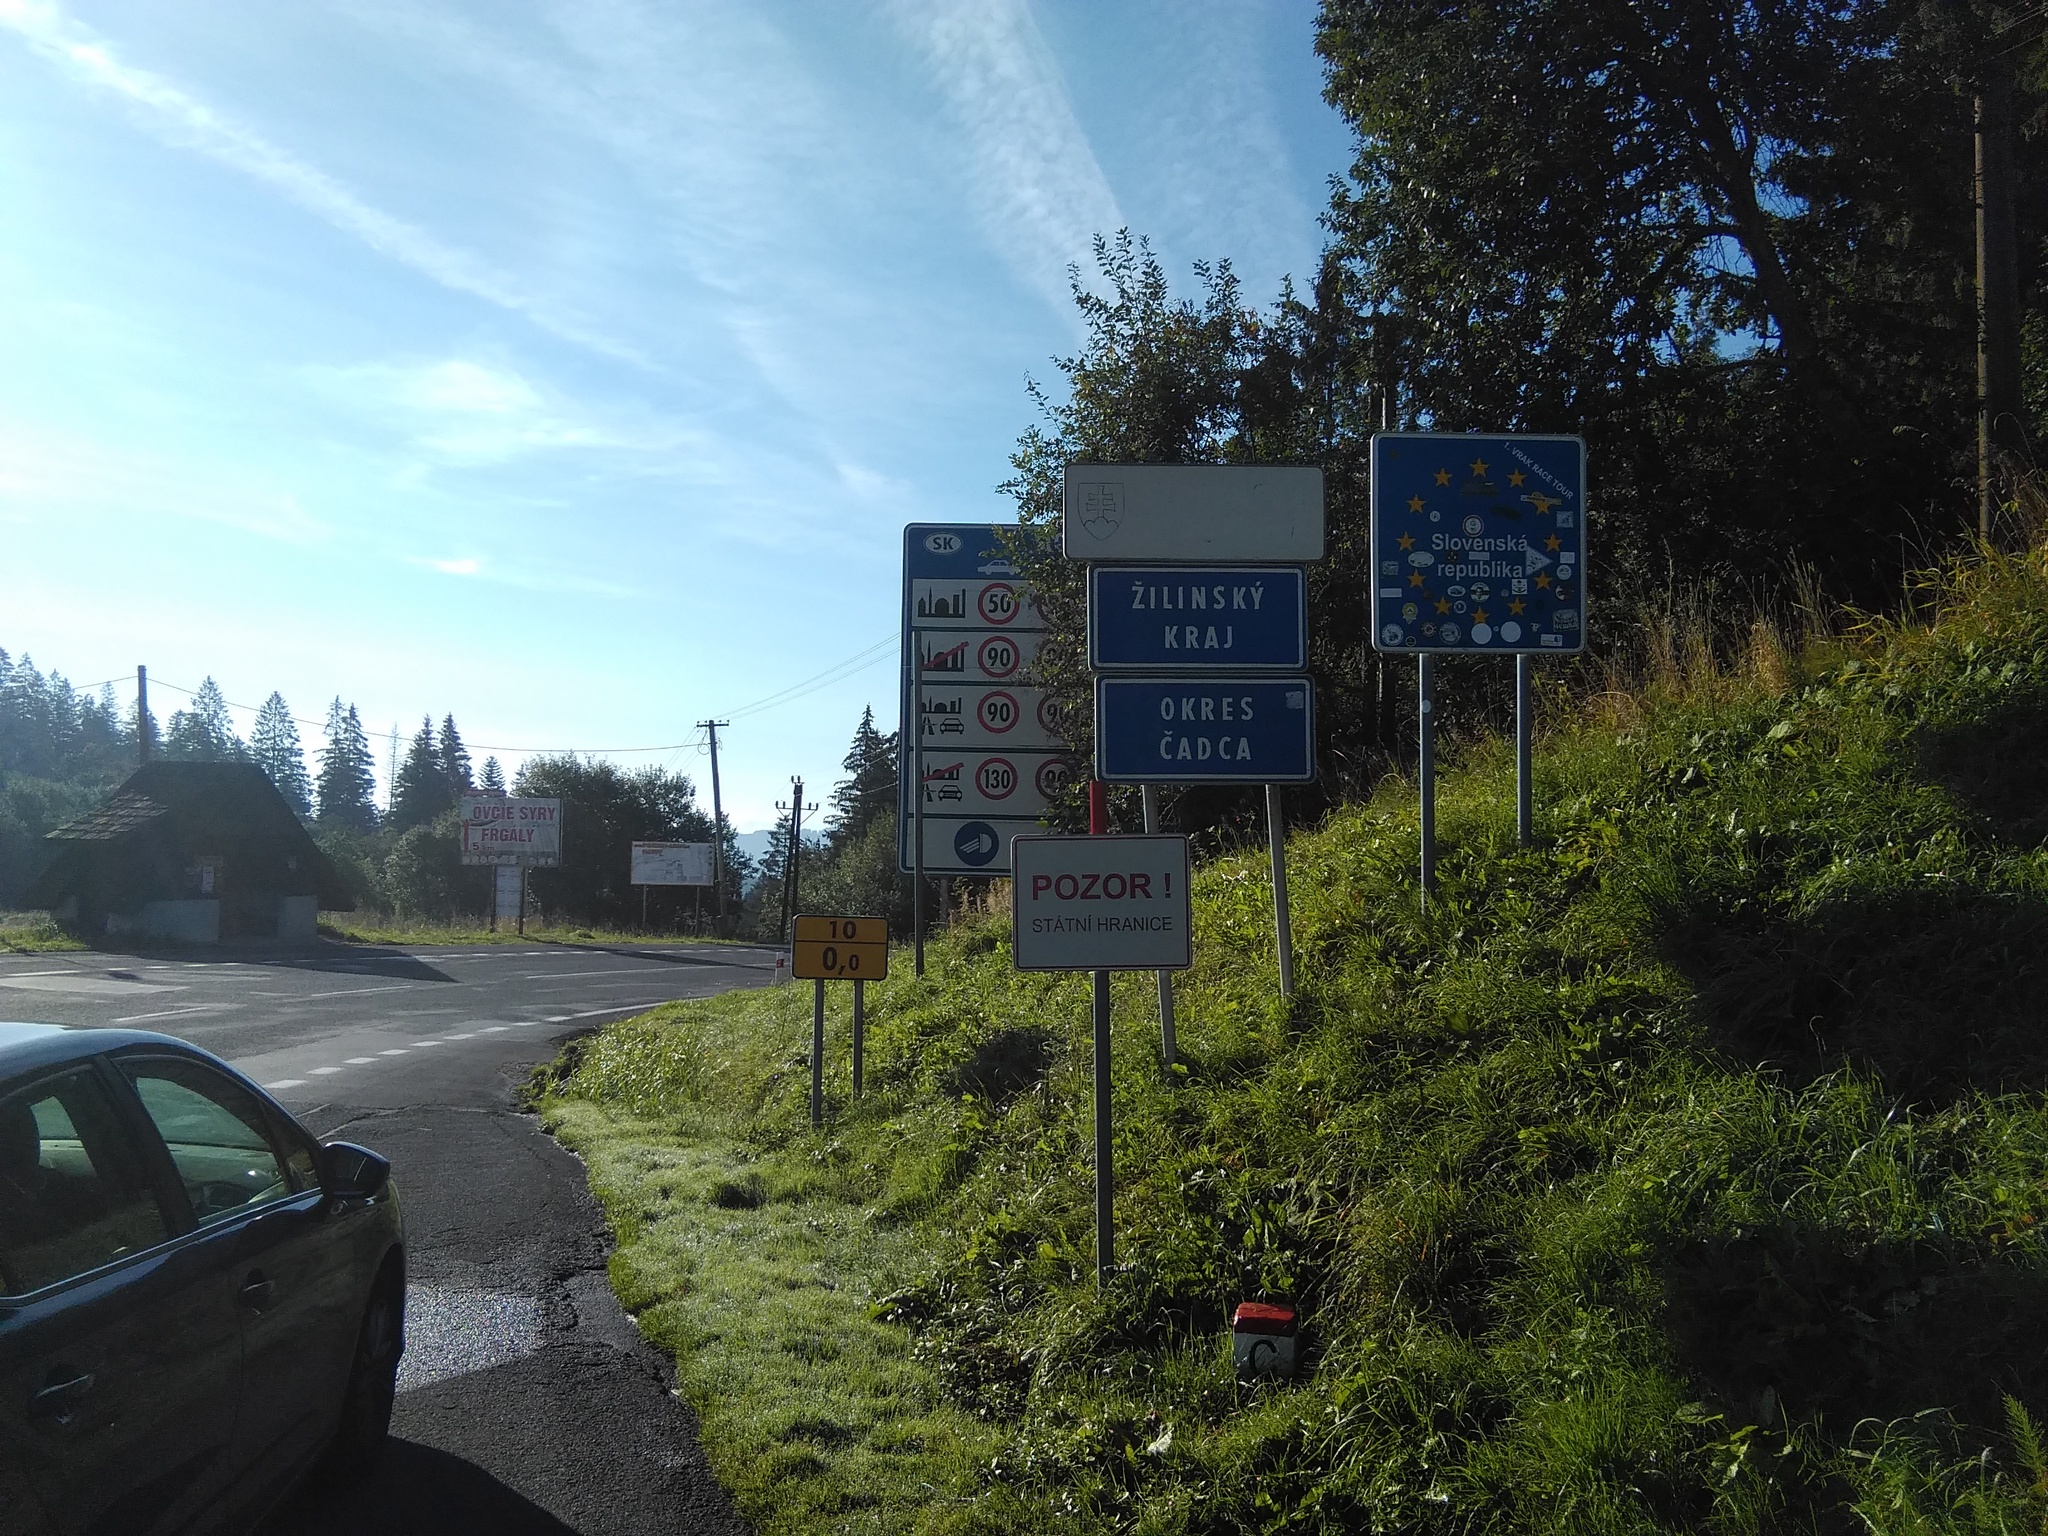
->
(977, 635, 1020, 678)
(977, 690, 1019, 733)
(1035, 756, 1076, 799)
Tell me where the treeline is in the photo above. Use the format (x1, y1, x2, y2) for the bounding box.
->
(0, 652, 753, 927)
(741, 706, 904, 941)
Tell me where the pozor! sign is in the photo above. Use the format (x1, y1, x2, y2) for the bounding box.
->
(1011, 835, 1192, 972)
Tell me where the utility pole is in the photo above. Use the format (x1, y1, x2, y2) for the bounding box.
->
(774, 778, 816, 946)
(135, 665, 152, 765)
(387, 725, 400, 816)
(697, 719, 730, 925)
(1976, 9, 2044, 538)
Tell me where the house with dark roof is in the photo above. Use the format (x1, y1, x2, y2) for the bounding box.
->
(24, 762, 350, 943)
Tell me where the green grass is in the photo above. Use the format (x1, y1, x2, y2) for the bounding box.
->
(544, 546, 2048, 1534)
(318, 910, 745, 949)
(0, 911, 86, 952)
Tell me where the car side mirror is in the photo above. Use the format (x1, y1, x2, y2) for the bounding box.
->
(319, 1141, 391, 1200)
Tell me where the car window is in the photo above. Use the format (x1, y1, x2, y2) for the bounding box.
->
(123, 1059, 291, 1226)
(266, 1108, 320, 1194)
(0, 1068, 171, 1296)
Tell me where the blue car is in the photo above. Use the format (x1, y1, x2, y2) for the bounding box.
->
(0, 1023, 404, 1534)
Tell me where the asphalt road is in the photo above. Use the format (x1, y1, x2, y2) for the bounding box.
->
(0, 938, 779, 1536)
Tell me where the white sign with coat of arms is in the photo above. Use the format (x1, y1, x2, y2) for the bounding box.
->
(1061, 464, 1325, 563)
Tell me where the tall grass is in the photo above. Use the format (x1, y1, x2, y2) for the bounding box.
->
(553, 544, 2048, 1534)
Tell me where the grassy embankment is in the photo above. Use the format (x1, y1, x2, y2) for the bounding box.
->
(540, 547, 2048, 1534)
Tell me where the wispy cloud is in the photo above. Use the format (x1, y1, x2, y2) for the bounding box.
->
(885, 0, 1124, 310)
(0, 0, 642, 363)
(0, 417, 332, 544)
(309, 356, 653, 464)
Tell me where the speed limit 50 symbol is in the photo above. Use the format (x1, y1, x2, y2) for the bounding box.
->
(978, 582, 1020, 625)
(976, 757, 1018, 800)
(978, 690, 1020, 734)
(977, 635, 1021, 678)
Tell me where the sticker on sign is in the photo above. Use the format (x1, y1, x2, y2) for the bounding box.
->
(1011, 835, 1192, 972)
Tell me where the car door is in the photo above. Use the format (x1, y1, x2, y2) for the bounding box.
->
(116, 1056, 351, 1517)
(0, 1062, 243, 1536)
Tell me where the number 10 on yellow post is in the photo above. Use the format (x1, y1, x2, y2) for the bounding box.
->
(792, 915, 889, 1125)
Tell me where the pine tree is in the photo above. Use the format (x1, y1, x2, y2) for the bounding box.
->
(826, 707, 899, 850)
(478, 756, 506, 794)
(163, 677, 244, 761)
(439, 714, 473, 798)
(250, 692, 313, 818)
(390, 716, 452, 832)
(315, 698, 379, 830)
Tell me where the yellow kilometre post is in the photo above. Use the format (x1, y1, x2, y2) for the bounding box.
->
(791, 915, 889, 1124)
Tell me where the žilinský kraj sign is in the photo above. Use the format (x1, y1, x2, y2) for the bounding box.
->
(1010, 834, 1192, 972)
(1087, 565, 1307, 672)
(1369, 433, 1587, 655)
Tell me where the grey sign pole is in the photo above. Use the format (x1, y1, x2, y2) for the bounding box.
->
(1419, 655, 1437, 900)
(1515, 654, 1533, 847)
(1266, 783, 1294, 998)
(913, 653, 926, 976)
(811, 979, 826, 1127)
(851, 979, 865, 1100)
(1093, 966, 1113, 1288)
(1140, 785, 1178, 1069)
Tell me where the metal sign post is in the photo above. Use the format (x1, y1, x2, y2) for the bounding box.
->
(1012, 833, 1192, 1288)
(791, 915, 890, 1126)
(1516, 654, 1533, 846)
(1266, 784, 1294, 997)
(1140, 785, 1177, 1069)
(1419, 656, 1436, 900)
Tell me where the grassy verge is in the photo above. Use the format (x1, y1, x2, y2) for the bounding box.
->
(0, 911, 86, 952)
(318, 910, 748, 948)
(544, 547, 2048, 1534)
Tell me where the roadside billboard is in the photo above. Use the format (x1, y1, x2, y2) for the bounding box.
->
(630, 842, 714, 886)
(459, 796, 562, 867)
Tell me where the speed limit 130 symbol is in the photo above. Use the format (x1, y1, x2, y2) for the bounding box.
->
(976, 757, 1017, 800)
(977, 582, 1019, 626)
(1035, 756, 1076, 800)
(977, 635, 1020, 678)
(977, 690, 1019, 733)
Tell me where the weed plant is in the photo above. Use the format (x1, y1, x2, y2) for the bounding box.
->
(548, 546, 2048, 1534)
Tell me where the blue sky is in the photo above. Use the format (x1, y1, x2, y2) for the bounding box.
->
(0, 0, 1352, 831)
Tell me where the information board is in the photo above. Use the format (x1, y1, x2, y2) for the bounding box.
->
(1370, 433, 1587, 654)
(792, 914, 889, 980)
(630, 842, 713, 886)
(1094, 677, 1316, 784)
(1011, 835, 1192, 971)
(1088, 566, 1306, 671)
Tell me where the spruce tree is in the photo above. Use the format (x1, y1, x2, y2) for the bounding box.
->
(163, 677, 244, 761)
(826, 707, 899, 850)
(250, 692, 313, 817)
(478, 756, 506, 794)
(315, 698, 379, 830)
(439, 714, 473, 798)
(390, 716, 452, 832)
